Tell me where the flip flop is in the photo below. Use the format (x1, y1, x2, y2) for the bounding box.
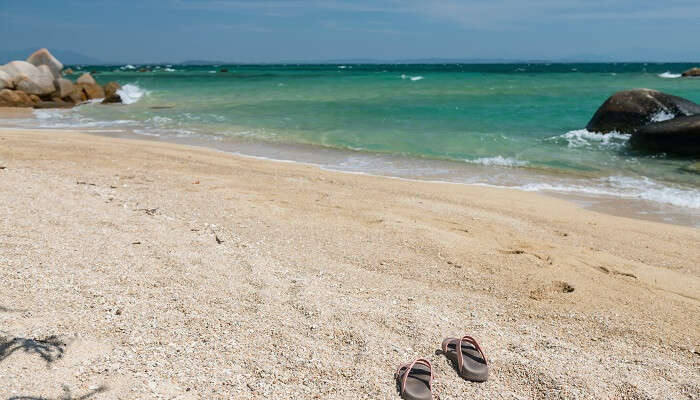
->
(441, 335, 489, 382)
(394, 358, 433, 400)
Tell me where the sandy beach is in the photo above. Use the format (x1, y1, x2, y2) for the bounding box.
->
(0, 125, 698, 399)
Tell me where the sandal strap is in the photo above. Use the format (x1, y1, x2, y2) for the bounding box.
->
(395, 358, 433, 396)
(456, 335, 488, 371)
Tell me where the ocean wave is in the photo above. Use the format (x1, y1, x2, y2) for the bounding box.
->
(164, 68, 176, 72)
(658, 71, 681, 78)
(120, 64, 136, 70)
(553, 129, 630, 149)
(520, 176, 700, 209)
(116, 84, 148, 104)
(464, 156, 527, 167)
(32, 108, 138, 129)
(401, 74, 424, 81)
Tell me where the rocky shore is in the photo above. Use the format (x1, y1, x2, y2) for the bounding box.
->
(586, 88, 700, 156)
(0, 48, 123, 108)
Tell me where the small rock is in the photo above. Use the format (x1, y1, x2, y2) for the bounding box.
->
(681, 67, 700, 77)
(102, 81, 122, 104)
(77, 72, 97, 85)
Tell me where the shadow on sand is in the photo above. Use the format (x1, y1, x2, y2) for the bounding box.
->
(0, 335, 66, 364)
(7, 385, 108, 400)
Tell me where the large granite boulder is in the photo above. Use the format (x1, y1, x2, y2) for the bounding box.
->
(0, 89, 35, 107)
(15, 65, 56, 95)
(1, 61, 56, 95)
(54, 78, 74, 98)
(0, 61, 55, 95)
(74, 82, 105, 101)
(77, 72, 97, 85)
(586, 89, 700, 134)
(102, 81, 122, 103)
(0, 70, 12, 89)
(26, 48, 63, 79)
(629, 115, 700, 156)
(682, 68, 700, 77)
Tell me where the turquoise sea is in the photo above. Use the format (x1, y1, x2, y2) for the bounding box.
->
(6, 63, 700, 225)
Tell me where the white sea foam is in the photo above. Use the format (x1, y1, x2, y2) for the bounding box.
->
(116, 84, 148, 104)
(651, 110, 674, 122)
(164, 68, 176, 72)
(554, 129, 630, 148)
(120, 64, 136, 70)
(400, 74, 424, 81)
(147, 116, 173, 126)
(465, 156, 527, 167)
(658, 71, 681, 78)
(338, 65, 347, 69)
(520, 176, 700, 209)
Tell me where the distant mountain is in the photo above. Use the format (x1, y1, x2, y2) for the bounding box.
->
(0, 48, 104, 65)
(180, 60, 230, 65)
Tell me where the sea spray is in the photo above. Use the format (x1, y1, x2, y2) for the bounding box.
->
(658, 71, 681, 78)
(465, 156, 527, 167)
(553, 129, 630, 149)
(116, 84, 148, 104)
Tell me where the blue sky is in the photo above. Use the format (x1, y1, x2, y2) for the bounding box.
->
(2, 0, 699, 63)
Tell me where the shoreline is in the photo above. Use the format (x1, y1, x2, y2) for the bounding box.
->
(1, 127, 698, 398)
(1, 105, 698, 228)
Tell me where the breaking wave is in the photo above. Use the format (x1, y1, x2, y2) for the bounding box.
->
(401, 74, 424, 81)
(116, 84, 148, 104)
(465, 156, 527, 167)
(658, 71, 681, 78)
(519, 176, 700, 209)
(552, 129, 630, 149)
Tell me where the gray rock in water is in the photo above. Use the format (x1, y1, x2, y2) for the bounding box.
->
(586, 89, 700, 134)
(681, 67, 700, 77)
(77, 72, 97, 85)
(26, 48, 63, 79)
(629, 114, 700, 156)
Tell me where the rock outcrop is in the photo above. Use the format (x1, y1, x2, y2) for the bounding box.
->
(77, 72, 97, 85)
(0, 48, 132, 108)
(26, 48, 63, 78)
(629, 115, 700, 156)
(586, 89, 700, 134)
(102, 82, 122, 103)
(682, 67, 700, 77)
